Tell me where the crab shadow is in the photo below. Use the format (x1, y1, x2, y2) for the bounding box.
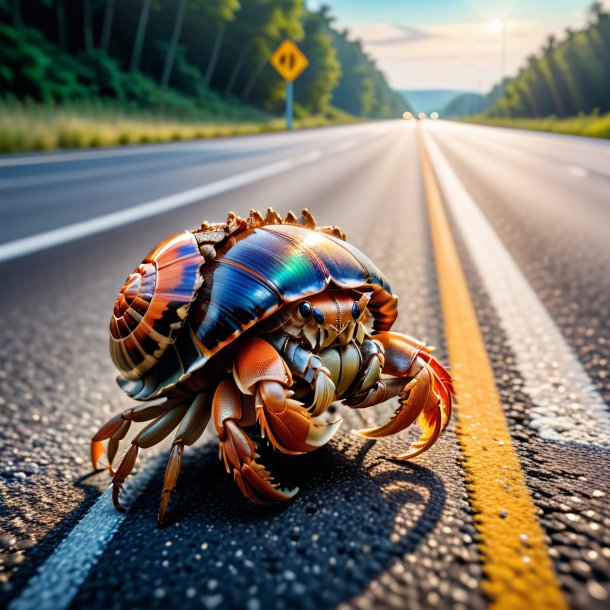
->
(71, 432, 446, 610)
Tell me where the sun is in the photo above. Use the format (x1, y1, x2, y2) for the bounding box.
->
(488, 19, 504, 33)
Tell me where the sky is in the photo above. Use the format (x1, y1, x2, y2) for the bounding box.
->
(306, 0, 608, 92)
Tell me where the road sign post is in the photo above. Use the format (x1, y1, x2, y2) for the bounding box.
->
(286, 81, 293, 130)
(270, 39, 308, 131)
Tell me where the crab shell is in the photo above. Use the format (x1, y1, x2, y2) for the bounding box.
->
(109, 232, 204, 380)
(110, 221, 398, 401)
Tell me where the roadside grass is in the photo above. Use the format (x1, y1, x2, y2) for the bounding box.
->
(0, 100, 359, 153)
(461, 112, 610, 139)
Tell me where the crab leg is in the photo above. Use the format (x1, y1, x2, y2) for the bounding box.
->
(212, 378, 298, 504)
(112, 403, 189, 511)
(90, 398, 172, 472)
(232, 337, 341, 455)
(158, 392, 212, 524)
(348, 331, 453, 460)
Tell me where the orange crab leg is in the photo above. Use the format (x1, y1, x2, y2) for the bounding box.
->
(353, 331, 453, 460)
(90, 399, 173, 473)
(232, 338, 341, 455)
(158, 392, 212, 524)
(212, 379, 298, 504)
(112, 403, 189, 511)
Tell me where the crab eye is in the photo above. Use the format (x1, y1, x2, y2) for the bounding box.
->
(313, 307, 325, 324)
(352, 301, 360, 319)
(299, 301, 312, 318)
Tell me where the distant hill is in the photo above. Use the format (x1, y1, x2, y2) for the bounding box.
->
(399, 89, 470, 114)
(440, 92, 489, 117)
(435, 82, 508, 118)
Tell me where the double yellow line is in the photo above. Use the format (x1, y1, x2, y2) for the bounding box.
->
(418, 133, 567, 609)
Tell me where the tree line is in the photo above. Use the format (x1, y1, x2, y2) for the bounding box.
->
(488, 2, 610, 118)
(0, 0, 407, 119)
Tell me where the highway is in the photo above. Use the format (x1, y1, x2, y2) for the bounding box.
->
(0, 120, 609, 610)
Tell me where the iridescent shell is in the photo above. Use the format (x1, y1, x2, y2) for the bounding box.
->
(112, 212, 397, 401)
(109, 232, 204, 381)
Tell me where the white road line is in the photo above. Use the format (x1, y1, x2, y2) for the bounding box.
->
(441, 119, 610, 158)
(0, 144, 199, 168)
(0, 126, 396, 264)
(329, 137, 362, 153)
(0, 154, 207, 190)
(8, 456, 163, 610)
(0, 152, 316, 264)
(423, 128, 610, 448)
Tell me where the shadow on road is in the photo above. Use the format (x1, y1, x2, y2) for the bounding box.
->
(70, 432, 446, 610)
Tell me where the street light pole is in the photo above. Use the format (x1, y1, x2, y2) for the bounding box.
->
(489, 18, 507, 89)
(501, 21, 506, 85)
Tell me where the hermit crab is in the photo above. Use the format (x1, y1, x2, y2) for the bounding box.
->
(92, 209, 453, 523)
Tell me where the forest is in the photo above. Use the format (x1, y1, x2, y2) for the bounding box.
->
(486, 2, 610, 119)
(0, 0, 406, 122)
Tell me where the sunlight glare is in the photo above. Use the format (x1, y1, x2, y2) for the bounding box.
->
(488, 19, 504, 33)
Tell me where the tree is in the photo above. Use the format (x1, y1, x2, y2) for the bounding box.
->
(203, 0, 240, 88)
(56, 0, 67, 50)
(130, 0, 152, 72)
(589, 1, 605, 24)
(487, 7, 610, 117)
(100, 0, 115, 53)
(160, 0, 187, 89)
(10, 0, 22, 28)
(223, 0, 304, 97)
(295, 7, 341, 113)
(83, 0, 94, 54)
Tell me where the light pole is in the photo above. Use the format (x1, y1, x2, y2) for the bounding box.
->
(489, 19, 506, 86)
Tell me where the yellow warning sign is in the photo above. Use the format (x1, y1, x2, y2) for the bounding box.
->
(270, 39, 309, 82)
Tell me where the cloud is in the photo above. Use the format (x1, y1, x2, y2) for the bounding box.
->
(346, 23, 433, 46)
(361, 24, 433, 46)
(343, 19, 559, 91)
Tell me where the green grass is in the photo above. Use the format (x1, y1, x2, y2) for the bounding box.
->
(0, 100, 359, 153)
(461, 112, 610, 139)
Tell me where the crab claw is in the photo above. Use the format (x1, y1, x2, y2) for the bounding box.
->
(357, 367, 436, 439)
(357, 363, 448, 460)
(232, 337, 342, 454)
(255, 383, 342, 454)
(213, 382, 299, 504)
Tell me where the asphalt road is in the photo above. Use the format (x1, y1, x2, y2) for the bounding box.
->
(0, 120, 609, 610)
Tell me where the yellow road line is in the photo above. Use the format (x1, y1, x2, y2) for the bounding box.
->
(418, 132, 568, 610)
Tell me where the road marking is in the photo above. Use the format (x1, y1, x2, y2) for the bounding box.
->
(0, 152, 319, 264)
(0, 144, 201, 168)
(566, 165, 590, 178)
(423, 128, 610, 448)
(0, 154, 214, 190)
(419, 131, 568, 610)
(439, 119, 610, 158)
(8, 456, 163, 610)
(329, 137, 362, 153)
